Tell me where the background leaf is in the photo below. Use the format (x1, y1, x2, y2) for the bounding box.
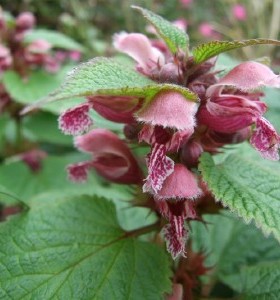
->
(193, 39, 280, 64)
(191, 212, 280, 292)
(199, 152, 280, 242)
(24, 29, 84, 51)
(263, 88, 280, 132)
(0, 154, 128, 202)
(132, 6, 188, 53)
(0, 195, 171, 300)
(2, 66, 83, 113)
(239, 261, 280, 299)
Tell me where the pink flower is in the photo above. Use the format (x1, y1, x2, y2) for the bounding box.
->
(137, 90, 197, 196)
(232, 4, 247, 21)
(172, 19, 188, 32)
(250, 117, 280, 160)
(68, 129, 143, 184)
(163, 215, 188, 259)
(113, 32, 165, 74)
(179, 0, 193, 8)
(199, 22, 215, 38)
(88, 95, 142, 124)
(69, 50, 81, 61)
(153, 164, 201, 258)
(156, 164, 201, 201)
(24, 39, 52, 66)
(58, 103, 93, 135)
(20, 149, 47, 172)
(143, 143, 175, 194)
(136, 90, 197, 131)
(16, 12, 35, 31)
(0, 44, 12, 72)
(198, 62, 280, 133)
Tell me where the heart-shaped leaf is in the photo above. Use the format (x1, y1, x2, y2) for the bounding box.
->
(0, 195, 171, 299)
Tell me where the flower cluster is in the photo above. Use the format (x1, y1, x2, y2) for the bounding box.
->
(0, 10, 81, 113)
(58, 24, 280, 259)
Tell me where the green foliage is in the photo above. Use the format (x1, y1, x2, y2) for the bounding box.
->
(263, 88, 280, 132)
(24, 29, 84, 51)
(199, 152, 280, 242)
(26, 57, 197, 112)
(0, 154, 129, 202)
(193, 39, 280, 64)
(239, 261, 280, 299)
(191, 212, 280, 293)
(132, 6, 189, 54)
(0, 195, 171, 300)
(2, 66, 83, 113)
(24, 112, 73, 145)
(0, 184, 24, 206)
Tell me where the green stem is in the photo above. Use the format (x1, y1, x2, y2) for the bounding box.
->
(124, 221, 161, 238)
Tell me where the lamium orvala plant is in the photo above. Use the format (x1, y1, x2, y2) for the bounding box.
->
(2, 6, 280, 300)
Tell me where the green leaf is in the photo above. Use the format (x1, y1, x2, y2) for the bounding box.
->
(24, 29, 84, 51)
(0, 154, 130, 202)
(264, 88, 280, 132)
(199, 153, 280, 242)
(193, 39, 280, 64)
(24, 111, 73, 145)
(2, 66, 83, 114)
(0, 195, 171, 299)
(191, 212, 280, 290)
(132, 6, 188, 54)
(239, 261, 280, 299)
(24, 57, 197, 112)
(0, 184, 24, 206)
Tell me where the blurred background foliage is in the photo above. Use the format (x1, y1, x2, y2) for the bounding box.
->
(2, 0, 280, 65)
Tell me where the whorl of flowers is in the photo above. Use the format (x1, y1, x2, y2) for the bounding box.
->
(51, 9, 280, 259)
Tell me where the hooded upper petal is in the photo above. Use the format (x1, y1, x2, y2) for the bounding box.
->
(136, 90, 197, 132)
(207, 61, 280, 96)
(113, 32, 165, 72)
(75, 129, 143, 184)
(156, 164, 201, 200)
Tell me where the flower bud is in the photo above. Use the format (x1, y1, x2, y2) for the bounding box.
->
(16, 12, 35, 31)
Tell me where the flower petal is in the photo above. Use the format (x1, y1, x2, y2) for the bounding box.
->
(207, 61, 280, 96)
(163, 216, 188, 259)
(156, 164, 201, 200)
(136, 91, 197, 132)
(197, 95, 266, 133)
(58, 103, 93, 135)
(143, 143, 174, 194)
(88, 95, 142, 123)
(67, 161, 91, 183)
(250, 117, 280, 160)
(113, 32, 164, 72)
(75, 129, 143, 184)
